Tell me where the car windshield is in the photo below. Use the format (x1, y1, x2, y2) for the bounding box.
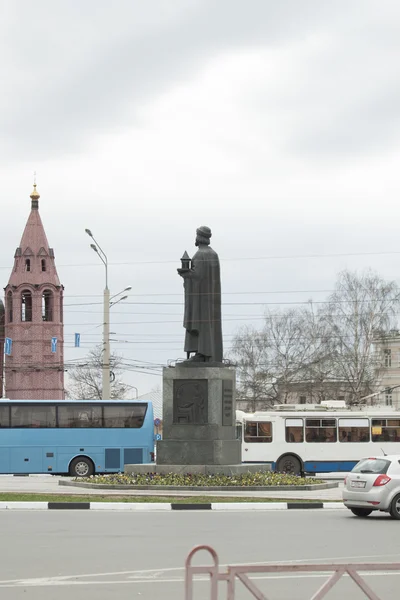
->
(352, 458, 390, 475)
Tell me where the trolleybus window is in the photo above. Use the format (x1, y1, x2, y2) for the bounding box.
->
(244, 421, 272, 443)
(305, 418, 337, 443)
(371, 419, 400, 442)
(338, 418, 369, 442)
(285, 418, 304, 443)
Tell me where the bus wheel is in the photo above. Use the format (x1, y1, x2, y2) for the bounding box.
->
(276, 455, 301, 475)
(69, 457, 94, 478)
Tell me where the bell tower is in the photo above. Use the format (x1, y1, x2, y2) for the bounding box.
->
(4, 183, 65, 399)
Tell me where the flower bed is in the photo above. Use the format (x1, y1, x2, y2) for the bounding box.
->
(77, 472, 324, 487)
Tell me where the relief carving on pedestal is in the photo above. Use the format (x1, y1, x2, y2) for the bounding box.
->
(173, 379, 208, 424)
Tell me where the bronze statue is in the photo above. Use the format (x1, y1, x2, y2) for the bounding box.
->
(178, 226, 223, 363)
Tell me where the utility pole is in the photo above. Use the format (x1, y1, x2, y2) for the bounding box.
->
(85, 229, 111, 400)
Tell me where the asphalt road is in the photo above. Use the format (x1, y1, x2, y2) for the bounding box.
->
(0, 509, 399, 600)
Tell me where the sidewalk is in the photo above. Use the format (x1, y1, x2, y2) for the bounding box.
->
(0, 476, 344, 501)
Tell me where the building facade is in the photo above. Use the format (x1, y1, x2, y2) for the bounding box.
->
(372, 333, 400, 409)
(4, 184, 65, 399)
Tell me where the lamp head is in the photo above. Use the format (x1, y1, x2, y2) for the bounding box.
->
(85, 229, 93, 237)
(90, 244, 98, 252)
(124, 286, 132, 292)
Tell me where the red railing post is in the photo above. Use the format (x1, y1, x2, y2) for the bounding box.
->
(184, 547, 400, 600)
(185, 544, 220, 600)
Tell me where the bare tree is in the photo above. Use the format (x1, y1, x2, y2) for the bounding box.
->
(232, 325, 271, 411)
(232, 305, 329, 409)
(322, 270, 400, 404)
(66, 345, 129, 400)
(232, 270, 400, 408)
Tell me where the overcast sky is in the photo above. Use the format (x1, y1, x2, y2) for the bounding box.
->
(1, 0, 400, 395)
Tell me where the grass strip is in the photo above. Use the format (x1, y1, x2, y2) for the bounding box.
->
(0, 493, 337, 504)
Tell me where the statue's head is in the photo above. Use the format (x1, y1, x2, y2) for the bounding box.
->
(195, 225, 211, 246)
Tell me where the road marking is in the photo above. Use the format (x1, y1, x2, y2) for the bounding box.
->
(1, 571, 400, 588)
(0, 553, 399, 588)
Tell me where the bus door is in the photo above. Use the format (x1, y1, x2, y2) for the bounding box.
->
(242, 419, 274, 462)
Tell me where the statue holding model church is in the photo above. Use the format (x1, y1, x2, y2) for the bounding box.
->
(177, 225, 223, 364)
(124, 223, 271, 474)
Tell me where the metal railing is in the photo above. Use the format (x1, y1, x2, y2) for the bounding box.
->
(184, 544, 400, 600)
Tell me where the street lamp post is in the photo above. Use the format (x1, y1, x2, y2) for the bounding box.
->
(85, 229, 111, 400)
(85, 230, 132, 400)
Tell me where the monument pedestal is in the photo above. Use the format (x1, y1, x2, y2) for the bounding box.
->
(125, 364, 271, 476)
(157, 365, 240, 466)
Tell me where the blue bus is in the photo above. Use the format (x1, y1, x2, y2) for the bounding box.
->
(0, 400, 154, 476)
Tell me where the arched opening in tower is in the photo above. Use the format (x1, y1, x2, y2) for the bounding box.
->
(7, 291, 13, 322)
(21, 291, 32, 322)
(42, 290, 53, 322)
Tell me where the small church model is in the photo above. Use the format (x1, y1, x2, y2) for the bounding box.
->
(3, 183, 65, 399)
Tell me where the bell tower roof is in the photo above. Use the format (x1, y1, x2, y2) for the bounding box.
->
(7, 184, 60, 288)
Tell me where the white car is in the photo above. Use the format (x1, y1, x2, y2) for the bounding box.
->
(343, 455, 400, 518)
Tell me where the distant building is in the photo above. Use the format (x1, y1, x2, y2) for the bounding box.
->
(4, 184, 65, 399)
(137, 389, 163, 435)
(237, 372, 353, 413)
(372, 332, 400, 409)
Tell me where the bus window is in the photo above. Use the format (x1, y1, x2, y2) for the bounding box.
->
(0, 406, 10, 428)
(103, 404, 147, 428)
(11, 405, 56, 428)
(58, 405, 102, 428)
(305, 418, 337, 443)
(236, 424, 242, 441)
(371, 419, 400, 442)
(285, 418, 304, 443)
(244, 421, 272, 443)
(338, 418, 370, 442)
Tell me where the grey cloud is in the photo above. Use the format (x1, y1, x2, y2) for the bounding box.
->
(1, 0, 340, 161)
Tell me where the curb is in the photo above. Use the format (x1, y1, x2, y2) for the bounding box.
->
(0, 474, 53, 477)
(0, 501, 346, 511)
(59, 480, 339, 492)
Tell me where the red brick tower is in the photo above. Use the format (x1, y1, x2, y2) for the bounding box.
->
(4, 184, 65, 399)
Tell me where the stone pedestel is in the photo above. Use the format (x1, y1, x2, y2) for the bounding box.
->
(156, 365, 240, 466)
(125, 364, 271, 476)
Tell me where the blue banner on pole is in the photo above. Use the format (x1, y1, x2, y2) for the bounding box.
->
(51, 337, 58, 353)
(5, 338, 12, 356)
(75, 333, 80, 348)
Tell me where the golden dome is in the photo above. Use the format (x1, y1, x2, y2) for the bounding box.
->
(30, 184, 40, 200)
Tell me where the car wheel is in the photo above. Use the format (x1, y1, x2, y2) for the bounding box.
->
(69, 457, 94, 477)
(276, 455, 301, 475)
(389, 494, 400, 519)
(350, 508, 373, 517)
